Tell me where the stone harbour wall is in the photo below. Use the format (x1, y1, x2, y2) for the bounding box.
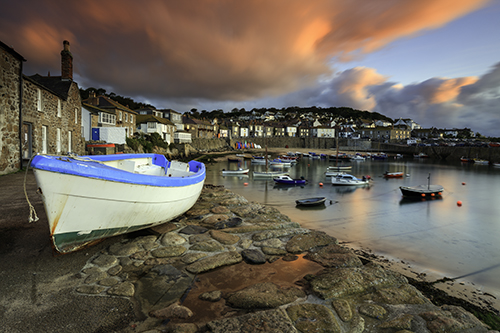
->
(74, 185, 497, 333)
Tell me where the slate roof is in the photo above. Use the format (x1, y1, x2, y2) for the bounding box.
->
(25, 74, 73, 100)
(136, 114, 175, 126)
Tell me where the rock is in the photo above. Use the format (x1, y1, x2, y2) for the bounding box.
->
(188, 233, 212, 244)
(201, 214, 230, 227)
(166, 323, 198, 333)
(131, 235, 158, 245)
(286, 231, 338, 253)
(226, 282, 306, 309)
(144, 258, 174, 266)
(149, 302, 193, 319)
(239, 239, 252, 249)
(205, 308, 296, 333)
(309, 263, 407, 299)
(108, 242, 141, 256)
(160, 232, 187, 246)
(84, 270, 108, 284)
(241, 249, 267, 264)
(190, 240, 225, 252)
(253, 238, 282, 248)
(130, 251, 150, 260)
(98, 277, 120, 287)
(82, 266, 103, 275)
(305, 244, 363, 268)
(179, 225, 208, 235)
(181, 252, 207, 264)
(186, 251, 242, 274)
(185, 208, 210, 217)
(92, 254, 118, 267)
(230, 203, 262, 217)
(199, 290, 222, 302)
(286, 303, 341, 333)
(107, 281, 135, 297)
(363, 284, 430, 305)
(151, 245, 186, 258)
(332, 299, 353, 321)
(261, 246, 287, 255)
(151, 265, 184, 280)
(76, 285, 106, 294)
(359, 304, 387, 319)
(214, 217, 243, 229)
(210, 206, 230, 214)
(252, 228, 307, 241)
(219, 196, 249, 206)
(420, 305, 486, 333)
(378, 314, 414, 330)
(150, 222, 177, 234)
(107, 265, 122, 276)
(210, 230, 240, 245)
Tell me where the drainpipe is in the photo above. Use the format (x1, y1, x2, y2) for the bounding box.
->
(18, 62, 24, 170)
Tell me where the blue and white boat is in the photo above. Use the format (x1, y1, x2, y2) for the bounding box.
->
(30, 153, 205, 254)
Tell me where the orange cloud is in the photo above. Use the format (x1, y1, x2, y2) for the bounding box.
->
(428, 77, 478, 104)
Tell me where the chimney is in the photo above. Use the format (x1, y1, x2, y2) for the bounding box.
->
(61, 40, 73, 81)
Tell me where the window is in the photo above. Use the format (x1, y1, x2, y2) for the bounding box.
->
(147, 122, 156, 129)
(37, 89, 42, 111)
(119, 111, 122, 121)
(68, 131, 72, 153)
(125, 113, 128, 122)
(130, 115, 133, 123)
(99, 112, 116, 125)
(41, 126, 48, 154)
(57, 99, 61, 117)
(56, 128, 61, 153)
(75, 109, 78, 124)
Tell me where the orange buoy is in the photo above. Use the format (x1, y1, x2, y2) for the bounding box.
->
(431, 193, 435, 197)
(457, 201, 462, 206)
(319, 182, 323, 187)
(244, 182, 248, 186)
(462, 182, 466, 185)
(437, 192, 442, 195)
(421, 193, 425, 197)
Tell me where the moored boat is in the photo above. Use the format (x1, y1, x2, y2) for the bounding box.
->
(383, 171, 404, 178)
(252, 171, 287, 179)
(295, 197, 327, 206)
(399, 173, 443, 198)
(331, 173, 370, 186)
(327, 165, 352, 171)
(273, 175, 307, 185)
(473, 158, 489, 165)
(30, 153, 206, 254)
(222, 168, 249, 175)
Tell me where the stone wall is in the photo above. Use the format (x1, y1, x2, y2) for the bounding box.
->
(0, 45, 22, 175)
(190, 138, 232, 152)
(22, 79, 85, 157)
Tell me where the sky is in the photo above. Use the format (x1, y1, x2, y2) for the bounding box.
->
(1, 0, 499, 137)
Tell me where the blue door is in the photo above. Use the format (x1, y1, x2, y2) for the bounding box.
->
(92, 128, 100, 141)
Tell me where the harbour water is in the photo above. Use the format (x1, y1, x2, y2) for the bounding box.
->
(205, 152, 500, 302)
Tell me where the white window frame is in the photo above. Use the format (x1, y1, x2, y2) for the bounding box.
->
(42, 126, 48, 154)
(56, 128, 61, 154)
(37, 89, 42, 111)
(68, 131, 72, 153)
(57, 99, 61, 117)
(75, 108, 78, 124)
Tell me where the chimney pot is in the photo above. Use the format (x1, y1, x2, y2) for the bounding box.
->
(61, 40, 73, 81)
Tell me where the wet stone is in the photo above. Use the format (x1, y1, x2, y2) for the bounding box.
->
(76, 285, 106, 295)
(241, 249, 266, 264)
(179, 225, 208, 235)
(131, 235, 158, 245)
(286, 231, 338, 254)
(181, 252, 207, 264)
(99, 277, 120, 287)
(253, 238, 282, 248)
(108, 242, 141, 256)
(252, 228, 307, 241)
(151, 245, 186, 258)
(160, 232, 187, 246)
(332, 299, 353, 322)
(206, 308, 296, 333)
(120, 256, 133, 267)
(107, 281, 135, 297)
(214, 217, 243, 230)
(359, 304, 387, 319)
(185, 208, 210, 217)
(92, 254, 118, 267)
(286, 303, 341, 333)
(85, 271, 108, 284)
(107, 265, 122, 276)
(261, 246, 287, 255)
(130, 251, 150, 261)
(186, 251, 242, 274)
(239, 239, 252, 249)
(209, 230, 240, 245)
(379, 314, 414, 330)
(149, 303, 193, 319)
(82, 266, 103, 275)
(199, 290, 222, 302)
(144, 257, 174, 266)
(151, 264, 184, 279)
(230, 203, 262, 217)
(210, 206, 230, 214)
(226, 282, 306, 309)
(189, 233, 212, 244)
(190, 240, 225, 252)
(305, 244, 363, 268)
(201, 214, 229, 227)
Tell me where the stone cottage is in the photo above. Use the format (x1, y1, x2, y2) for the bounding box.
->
(0, 40, 84, 175)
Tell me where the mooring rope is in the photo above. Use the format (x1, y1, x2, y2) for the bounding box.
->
(24, 155, 39, 223)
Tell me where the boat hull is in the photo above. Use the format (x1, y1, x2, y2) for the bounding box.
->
(296, 197, 326, 206)
(400, 185, 443, 198)
(31, 154, 205, 253)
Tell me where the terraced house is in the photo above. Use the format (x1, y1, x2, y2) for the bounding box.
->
(0, 40, 84, 175)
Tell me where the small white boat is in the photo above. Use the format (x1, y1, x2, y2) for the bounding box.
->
(327, 165, 352, 171)
(30, 153, 206, 254)
(251, 158, 268, 165)
(269, 159, 292, 167)
(350, 155, 365, 161)
(493, 163, 500, 168)
(383, 171, 404, 178)
(331, 173, 370, 186)
(473, 158, 489, 165)
(252, 171, 287, 179)
(222, 168, 249, 175)
(325, 171, 345, 177)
